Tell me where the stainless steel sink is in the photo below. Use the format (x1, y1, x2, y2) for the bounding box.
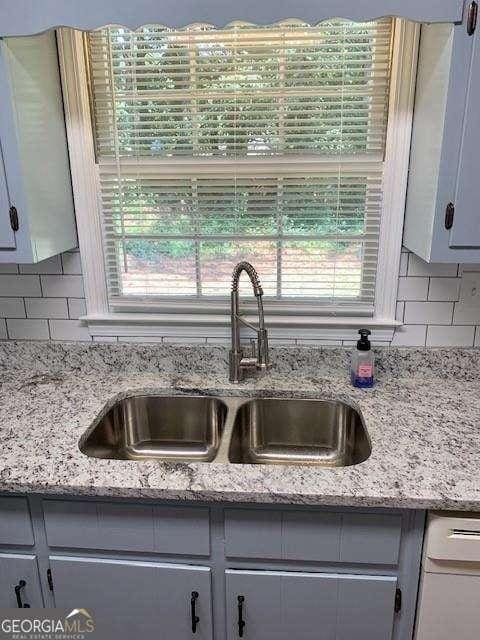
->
(227, 398, 371, 467)
(79, 395, 227, 462)
(80, 395, 371, 467)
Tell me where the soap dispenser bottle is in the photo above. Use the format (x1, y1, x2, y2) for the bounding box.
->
(351, 329, 374, 388)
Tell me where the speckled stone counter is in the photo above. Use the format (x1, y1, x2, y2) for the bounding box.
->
(0, 341, 479, 510)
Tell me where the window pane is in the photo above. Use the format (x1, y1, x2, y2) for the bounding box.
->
(119, 239, 197, 296)
(88, 19, 393, 309)
(280, 240, 367, 299)
(200, 241, 277, 297)
(89, 19, 392, 159)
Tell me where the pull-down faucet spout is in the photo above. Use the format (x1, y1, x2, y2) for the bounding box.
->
(229, 261, 270, 383)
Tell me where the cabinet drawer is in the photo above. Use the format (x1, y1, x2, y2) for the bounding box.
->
(0, 497, 34, 546)
(43, 500, 210, 556)
(224, 509, 401, 565)
(425, 512, 480, 563)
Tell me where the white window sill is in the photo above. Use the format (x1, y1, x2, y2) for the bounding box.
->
(81, 312, 400, 342)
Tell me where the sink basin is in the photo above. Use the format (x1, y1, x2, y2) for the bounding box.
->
(80, 395, 227, 462)
(228, 398, 371, 467)
(80, 394, 370, 467)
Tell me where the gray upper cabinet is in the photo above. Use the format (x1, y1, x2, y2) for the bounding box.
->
(0, 0, 465, 36)
(449, 12, 480, 249)
(0, 145, 15, 249)
(404, 5, 480, 262)
(0, 31, 77, 263)
(225, 569, 398, 640)
(50, 556, 213, 640)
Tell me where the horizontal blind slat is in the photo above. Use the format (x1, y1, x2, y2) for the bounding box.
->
(87, 18, 392, 306)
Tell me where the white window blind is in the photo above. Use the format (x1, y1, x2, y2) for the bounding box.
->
(87, 19, 393, 314)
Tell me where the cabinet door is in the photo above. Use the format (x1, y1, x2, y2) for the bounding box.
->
(226, 570, 397, 640)
(0, 143, 15, 249)
(450, 16, 480, 248)
(0, 553, 43, 607)
(416, 572, 480, 640)
(50, 556, 212, 640)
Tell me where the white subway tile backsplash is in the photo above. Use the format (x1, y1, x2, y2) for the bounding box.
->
(428, 277, 461, 302)
(67, 298, 86, 320)
(426, 325, 475, 347)
(61, 251, 82, 275)
(40, 275, 84, 298)
(19, 255, 62, 275)
(399, 252, 409, 277)
(49, 319, 91, 341)
(391, 325, 427, 346)
(0, 248, 479, 347)
(397, 277, 429, 301)
(459, 264, 480, 274)
(7, 318, 49, 340)
(453, 303, 480, 325)
(408, 254, 458, 278)
(404, 301, 454, 325)
(25, 298, 68, 319)
(395, 301, 405, 322)
(0, 275, 41, 297)
(0, 298, 25, 318)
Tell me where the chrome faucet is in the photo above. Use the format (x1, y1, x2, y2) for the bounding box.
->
(229, 261, 270, 383)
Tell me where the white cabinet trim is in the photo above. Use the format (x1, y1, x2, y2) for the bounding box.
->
(58, 21, 417, 338)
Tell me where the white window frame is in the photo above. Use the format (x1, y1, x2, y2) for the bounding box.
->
(57, 19, 419, 341)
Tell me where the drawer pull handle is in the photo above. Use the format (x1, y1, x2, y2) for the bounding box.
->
(237, 595, 245, 637)
(451, 529, 480, 539)
(14, 580, 30, 608)
(191, 591, 199, 633)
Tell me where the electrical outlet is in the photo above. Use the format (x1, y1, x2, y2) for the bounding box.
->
(458, 272, 480, 309)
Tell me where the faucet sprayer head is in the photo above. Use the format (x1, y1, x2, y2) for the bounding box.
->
(231, 261, 263, 296)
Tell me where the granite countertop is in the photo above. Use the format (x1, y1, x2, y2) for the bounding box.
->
(0, 341, 478, 510)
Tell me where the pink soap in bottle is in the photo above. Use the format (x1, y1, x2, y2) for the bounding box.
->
(351, 328, 374, 388)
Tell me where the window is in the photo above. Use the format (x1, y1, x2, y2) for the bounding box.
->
(58, 18, 418, 333)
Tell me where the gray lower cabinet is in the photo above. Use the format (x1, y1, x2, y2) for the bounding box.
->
(226, 569, 397, 640)
(0, 553, 43, 608)
(49, 556, 213, 640)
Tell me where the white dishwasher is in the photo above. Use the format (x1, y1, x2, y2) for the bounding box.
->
(415, 511, 480, 639)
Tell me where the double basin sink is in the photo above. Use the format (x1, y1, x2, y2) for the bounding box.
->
(80, 395, 371, 468)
